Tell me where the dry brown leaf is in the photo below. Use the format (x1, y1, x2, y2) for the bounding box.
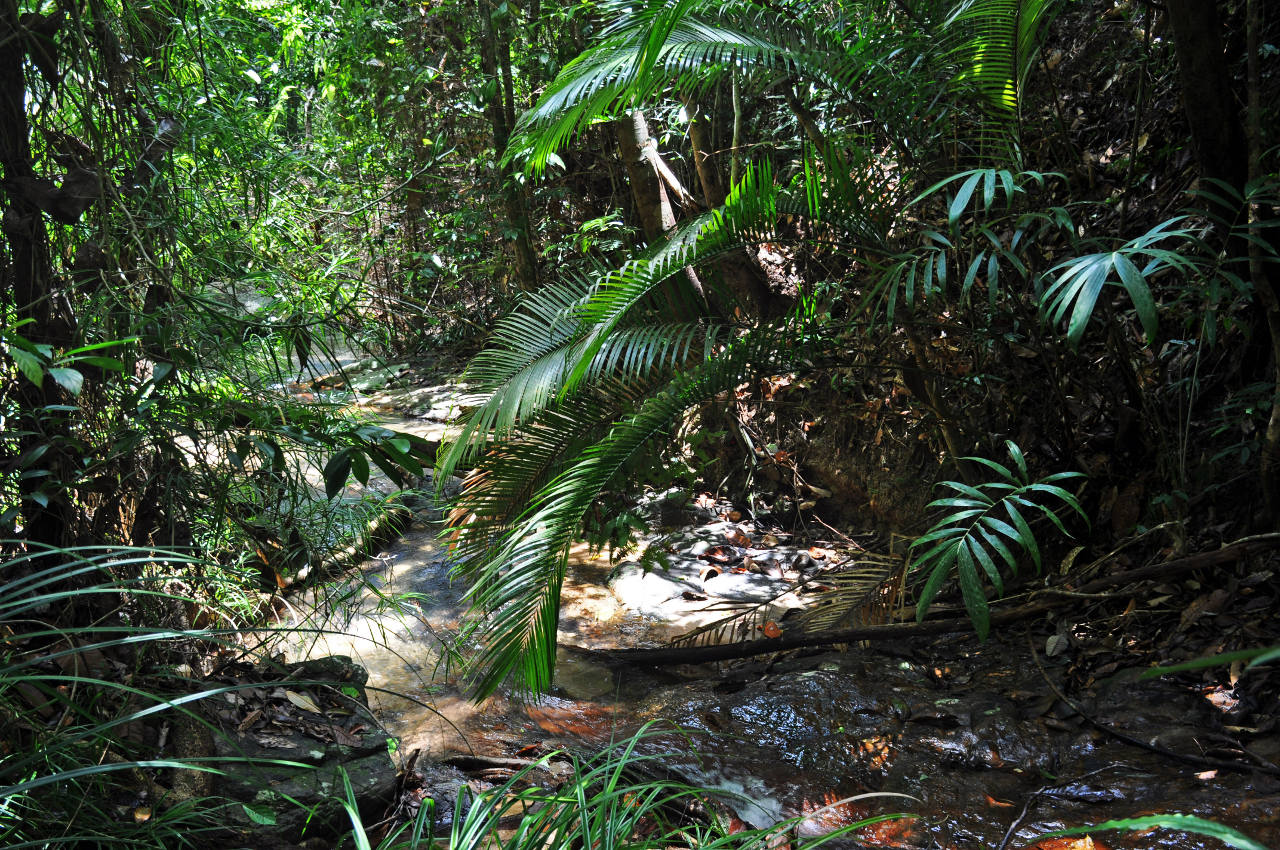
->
(236, 708, 264, 734)
(285, 690, 322, 714)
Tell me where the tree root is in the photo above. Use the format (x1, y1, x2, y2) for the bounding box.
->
(580, 534, 1280, 666)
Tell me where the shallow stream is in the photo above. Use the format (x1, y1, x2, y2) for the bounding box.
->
(289, 365, 1280, 850)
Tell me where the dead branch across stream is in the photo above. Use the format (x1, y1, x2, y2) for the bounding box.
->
(575, 534, 1280, 667)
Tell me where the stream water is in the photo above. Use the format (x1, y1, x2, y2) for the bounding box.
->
(288, 365, 1280, 850)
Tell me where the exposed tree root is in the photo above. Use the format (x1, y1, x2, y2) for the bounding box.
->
(582, 534, 1280, 666)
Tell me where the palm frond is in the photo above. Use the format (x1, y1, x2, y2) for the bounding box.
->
(910, 441, 1086, 640)
(454, 325, 812, 697)
(666, 551, 903, 649)
(793, 552, 905, 634)
(940, 0, 1064, 157)
(508, 0, 933, 175)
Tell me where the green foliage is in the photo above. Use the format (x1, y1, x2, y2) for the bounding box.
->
(941, 0, 1064, 154)
(0, 545, 237, 847)
(359, 722, 914, 850)
(1040, 814, 1271, 850)
(1140, 644, 1280, 679)
(1041, 217, 1206, 348)
(909, 441, 1086, 639)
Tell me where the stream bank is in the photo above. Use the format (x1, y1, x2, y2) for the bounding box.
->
(285, 357, 1280, 849)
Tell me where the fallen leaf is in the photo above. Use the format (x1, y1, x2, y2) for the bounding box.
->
(761, 533, 780, 547)
(1179, 588, 1231, 631)
(285, 690, 322, 714)
(1027, 837, 1099, 850)
(699, 545, 736, 564)
(725, 529, 752, 547)
(237, 708, 264, 734)
(762, 621, 783, 639)
(985, 794, 1014, 808)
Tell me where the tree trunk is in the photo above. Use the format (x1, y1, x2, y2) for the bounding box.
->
(680, 98, 775, 317)
(0, 1, 74, 547)
(1245, 0, 1280, 527)
(1164, 0, 1248, 197)
(615, 109, 707, 318)
(1167, 0, 1280, 526)
(682, 95, 726, 208)
(480, 0, 537, 290)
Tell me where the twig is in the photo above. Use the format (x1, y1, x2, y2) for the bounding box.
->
(995, 766, 1116, 850)
(1026, 633, 1280, 777)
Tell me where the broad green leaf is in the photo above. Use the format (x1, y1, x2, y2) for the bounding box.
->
(976, 524, 1018, 572)
(73, 356, 126, 372)
(1113, 251, 1157, 343)
(967, 536, 1003, 594)
(956, 545, 989, 640)
(48, 367, 84, 396)
(939, 480, 997, 504)
(979, 514, 1020, 541)
(242, 804, 277, 826)
(965, 456, 1015, 482)
(323, 450, 353, 500)
(949, 171, 983, 225)
(915, 556, 957, 622)
(1005, 440, 1028, 480)
(350, 450, 370, 487)
(1004, 500, 1040, 570)
(10, 348, 44, 384)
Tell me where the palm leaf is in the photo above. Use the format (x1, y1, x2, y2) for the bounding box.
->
(453, 326, 810, 697)
(793, 553, 905, 634)
(909, 440, 1085, 639)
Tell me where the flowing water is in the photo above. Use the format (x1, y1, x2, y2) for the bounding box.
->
(286, 369, 1280, 849)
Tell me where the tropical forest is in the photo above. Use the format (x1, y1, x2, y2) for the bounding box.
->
(2, 0, 1280, 847)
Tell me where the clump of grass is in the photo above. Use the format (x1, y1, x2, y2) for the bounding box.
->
(356, 721, 914, 850)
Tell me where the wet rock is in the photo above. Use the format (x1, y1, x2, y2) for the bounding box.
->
(210, 657, 398, 845)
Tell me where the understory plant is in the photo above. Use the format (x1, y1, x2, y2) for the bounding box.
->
(0, 545, 241, 847)
(436, 0, 1259, 699)
(352, 722, 914, 850)
(908, 441, 1086, 639)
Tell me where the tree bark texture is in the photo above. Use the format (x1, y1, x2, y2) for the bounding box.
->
(0, 1, 74, 546)
(479, 0, 537, 290)
(615, 109, 706, 318)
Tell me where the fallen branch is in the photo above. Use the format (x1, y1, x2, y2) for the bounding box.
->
(584, 534, 1280, 667)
